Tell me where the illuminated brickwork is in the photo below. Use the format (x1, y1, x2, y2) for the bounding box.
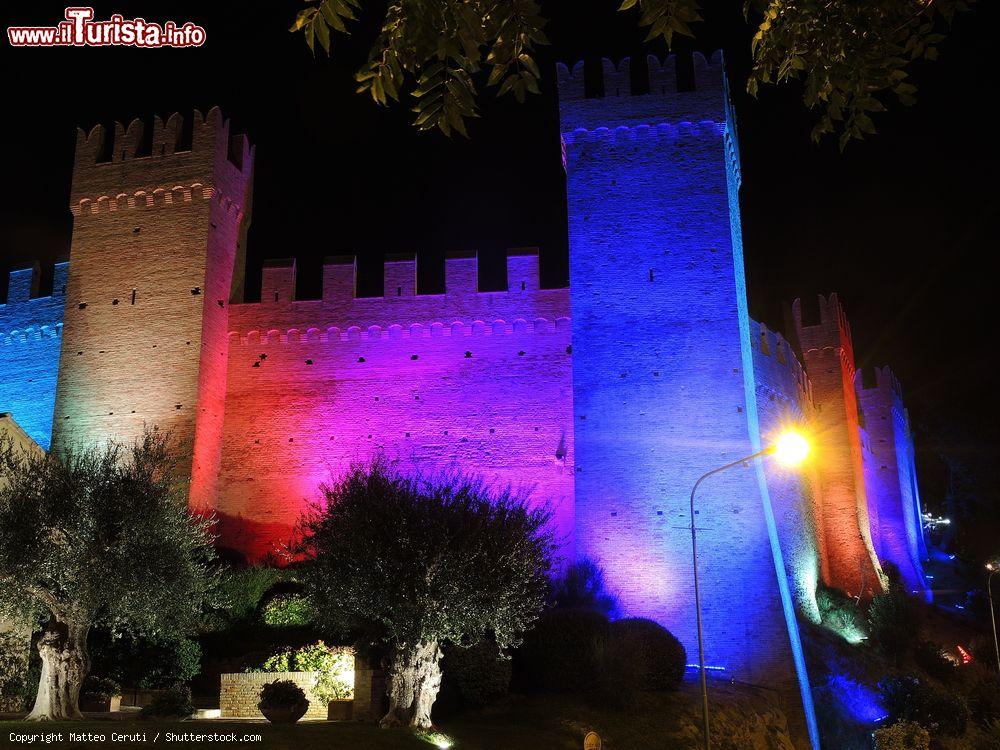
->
(791, 294, 885, 598)
(0, 55, 934, 746)
(857, 366, 929, 598)
(560, 53, 816, 747)
(0, 263, 68, 449)
(51, 109, 253, 513)
(217, 252, 575, 559)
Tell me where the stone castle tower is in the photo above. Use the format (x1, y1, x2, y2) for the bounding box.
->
(51, 109, 253, 511)
(560, 52, 817, 747)
(791, 294, 885, 598)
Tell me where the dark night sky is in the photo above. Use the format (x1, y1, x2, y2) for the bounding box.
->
(1, 1, 998, 515)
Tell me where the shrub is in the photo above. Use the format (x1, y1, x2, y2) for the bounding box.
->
(548, 559, 620, 617)
(873, 720, 930, 750)
(261, 593, 314, 627)
(214, 566, 284, 625)
(140, 686, 194, 719)
(258, 680, 308, 709)
(977, 720, 1000, 750)
(89, 630, 201, 690)
(440, 641, 511, 710)
(81, 676, 121, 701)
(0, 630, 30, 712)
(879, 674, 969, 737)
(253, 641, 354, 702)
(913, 640, 956, 683)
(608, 618, 685, 691)
(514, 608, 610, 693)
(868, 586, 921, 663)
(816, 584, 867, 643)
(970, 676, 1000, 725)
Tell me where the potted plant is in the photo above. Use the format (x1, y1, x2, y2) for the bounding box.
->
(80, 676, 122, 712)
(258, 680, 309, 724)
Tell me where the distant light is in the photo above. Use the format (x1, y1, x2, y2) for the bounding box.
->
(685, 664, 726, 672)
(957, 645, 973, 664)
(770, 430, 811, 468)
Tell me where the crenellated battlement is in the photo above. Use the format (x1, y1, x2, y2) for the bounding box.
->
(253, 248, 555, 307)
(750, 319, 813, 404)
(231, 248, 568, 342)
(856, 365, 903, 398)
(791, 293, 855, 366)
(71, 107, 253, 214)
(557, 51, 727, 133)
(1, 260, 69, 336)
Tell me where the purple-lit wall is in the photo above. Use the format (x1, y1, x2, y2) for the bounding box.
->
(560, 54, 815, 747)
(218, 252, 575, 560)
(857, 367, 929, 598)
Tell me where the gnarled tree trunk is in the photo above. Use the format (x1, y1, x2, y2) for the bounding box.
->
(380, 640, 442, 729)
(26, 618, 90, 721)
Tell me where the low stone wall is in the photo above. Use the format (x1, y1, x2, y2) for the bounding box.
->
(220, 672, 327, 720)
(220, 658, 385, 722)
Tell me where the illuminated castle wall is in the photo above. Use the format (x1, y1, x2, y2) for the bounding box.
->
(0, 50, 932, 748)
(0, 262, 68, 450)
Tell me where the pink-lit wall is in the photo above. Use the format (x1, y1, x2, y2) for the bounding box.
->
(216, 253, 575, 561)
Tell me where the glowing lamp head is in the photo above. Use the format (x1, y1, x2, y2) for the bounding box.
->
(770, 430, 811, 468)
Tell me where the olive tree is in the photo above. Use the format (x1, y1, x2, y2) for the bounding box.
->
(0, 432, 216, 720)
(300, 459, 555, 728)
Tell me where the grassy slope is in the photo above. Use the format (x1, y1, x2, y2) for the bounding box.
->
(1, 679, 796, 750)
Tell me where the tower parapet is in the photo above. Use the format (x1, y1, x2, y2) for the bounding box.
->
(556, 52, 725, 131)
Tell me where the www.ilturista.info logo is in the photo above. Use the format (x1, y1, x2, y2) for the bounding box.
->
(7, 7, 206, 48)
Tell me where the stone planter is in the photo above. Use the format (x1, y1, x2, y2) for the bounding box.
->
(327, 700, 353, 721)
(80, 695, 122, 712)
(259, 702, 309, 724)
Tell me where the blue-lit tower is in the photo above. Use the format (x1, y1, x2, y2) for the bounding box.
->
(560, 53, 817, 748)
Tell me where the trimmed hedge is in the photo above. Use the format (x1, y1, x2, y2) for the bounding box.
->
(608, 618, 685, 691)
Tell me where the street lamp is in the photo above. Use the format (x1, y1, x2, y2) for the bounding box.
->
(689, 428, 812, 750)
(987, 561, 1000, 674)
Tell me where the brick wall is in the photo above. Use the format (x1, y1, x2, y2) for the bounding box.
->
(51, 110, 252, 507)
(857, 366, 928, 597)
(750, 321, 822, 623)
(220, 658, 383, 721)
(0, 262, 67, 449)
(216, 251, 575, 562)
(792, 294, 884, 598)
(220, 672, 327, 719)
(560, 52, 813, 748)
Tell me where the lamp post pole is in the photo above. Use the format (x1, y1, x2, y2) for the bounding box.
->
(689, 448, 770, 750)
(988, 567, 1000, 675)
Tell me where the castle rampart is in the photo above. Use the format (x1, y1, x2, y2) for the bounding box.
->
(216, 250, 574, 558)
(791, 294, 885, 598)
(857, 366, 929, 597)
(0, 262, 68, 449)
